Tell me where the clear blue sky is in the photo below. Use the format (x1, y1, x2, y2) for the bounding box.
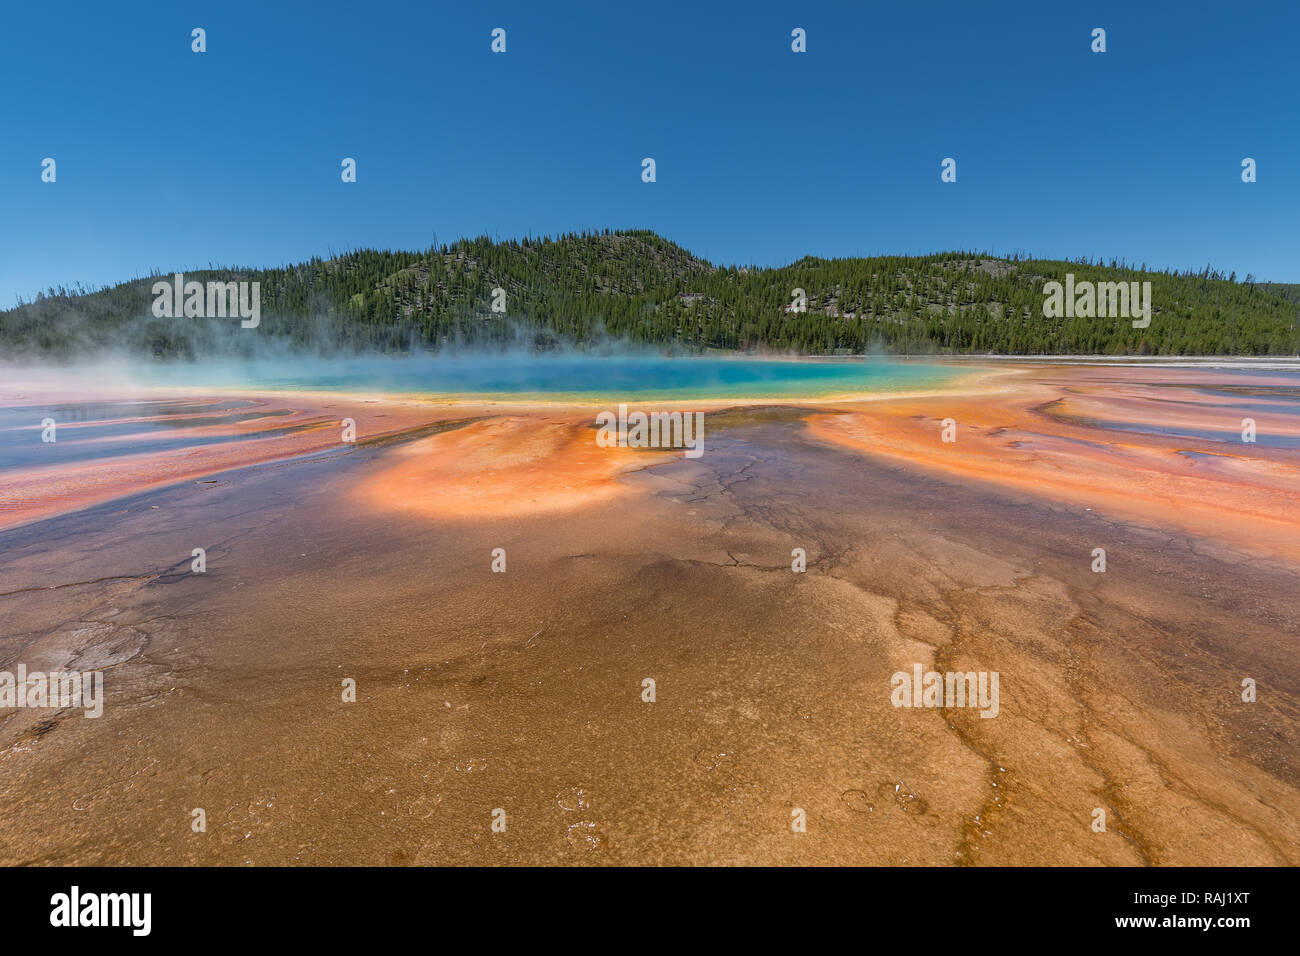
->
(2, 0, 1296, 305)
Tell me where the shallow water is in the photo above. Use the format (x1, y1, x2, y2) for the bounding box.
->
(0, 400, 306, 468)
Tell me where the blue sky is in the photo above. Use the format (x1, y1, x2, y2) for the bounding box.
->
(2, 0, 1297, 305)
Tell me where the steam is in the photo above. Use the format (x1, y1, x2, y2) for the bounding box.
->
(0, 283, 890, 399)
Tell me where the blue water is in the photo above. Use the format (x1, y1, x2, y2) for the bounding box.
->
(128, 355, 973, 402)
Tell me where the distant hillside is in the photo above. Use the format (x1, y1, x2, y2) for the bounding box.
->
(1258, 282, 1300, 306)
(3, 229, 1298, 358)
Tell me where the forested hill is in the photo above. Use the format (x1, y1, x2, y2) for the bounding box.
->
(3, 229, 1298, 358)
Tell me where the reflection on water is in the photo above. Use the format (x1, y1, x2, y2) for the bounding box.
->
(1050, 374, 1300, 448)
(0, 400, 314, 469)
(1074, 417, 1300, 448)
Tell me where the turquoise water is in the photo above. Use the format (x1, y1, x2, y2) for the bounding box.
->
(130, 355, 973, 402)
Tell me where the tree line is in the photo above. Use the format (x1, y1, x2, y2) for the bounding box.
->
(3, 229, 1297, 358)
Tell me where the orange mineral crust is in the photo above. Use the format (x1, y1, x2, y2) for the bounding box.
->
(807, 365, 1300, 563)
(1, 364, 1297, 866)
(351, 414, 679, 520)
